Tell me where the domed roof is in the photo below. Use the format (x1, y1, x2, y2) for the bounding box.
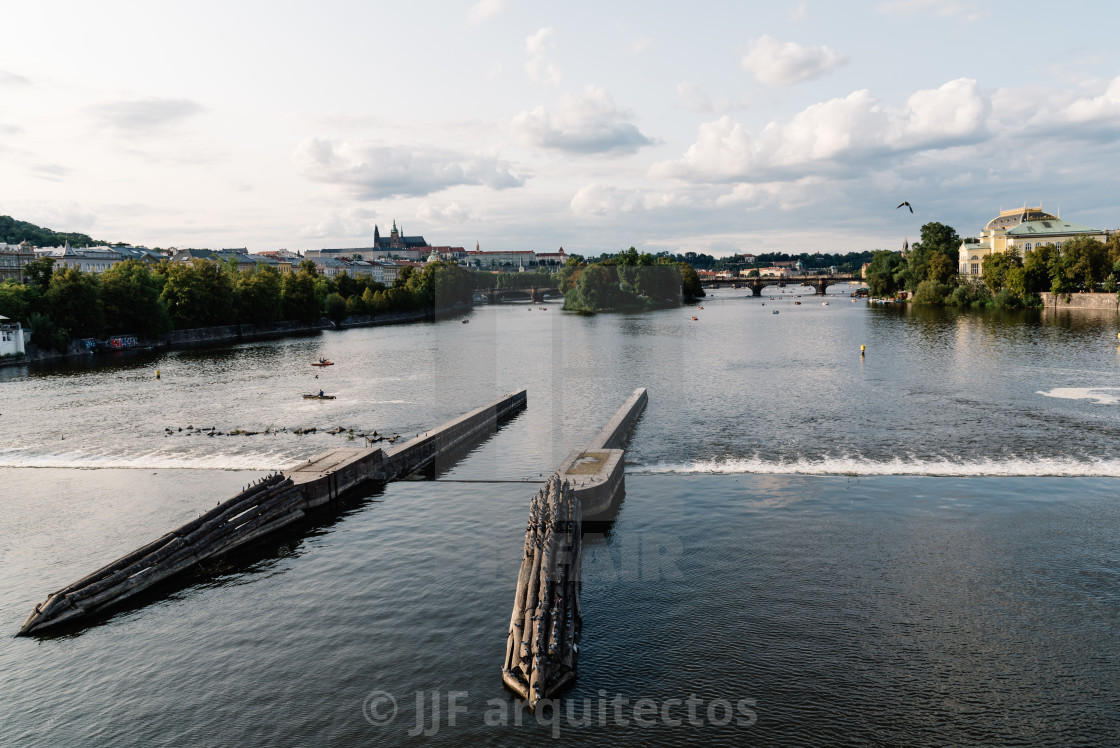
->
(985, 206, 1057, 232)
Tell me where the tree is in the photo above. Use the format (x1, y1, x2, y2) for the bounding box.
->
(904, 222, 960, 291)
(865, 251, 905, 297)
(680, 262, 705, 300)
(1058, 236, 1109, 290)
(325, 292, 348, 326)
(0, 281, 38, 324)
(1022, 244, 1057, 294)
(234, 265, 283, 326)
(980, 251, 1022, 293)
(100, 260, 171, 337)
(160, 260, 236, 329)
(565, 264, 622, 311)
(24, 255, 56, 293)
(46, 267, 103, 337)
(281, 266, 321, 323)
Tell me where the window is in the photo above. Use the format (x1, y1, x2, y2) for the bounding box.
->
(1055, 242, 1063, 250)
(1023, 243, 1031, 251)
(970, 263, 979, 275)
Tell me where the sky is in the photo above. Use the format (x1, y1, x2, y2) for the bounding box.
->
(2, 0, 1119, 257)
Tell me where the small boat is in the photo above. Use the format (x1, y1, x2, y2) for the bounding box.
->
(794, 301, 801, 305)
(311, 360, 334, 367)
(303, 393, 336, 400)
(691, 316, 698, 321)
(462, 319, 470, 324)
(822, 301, 829, 306)
(772, 310, 779, 314)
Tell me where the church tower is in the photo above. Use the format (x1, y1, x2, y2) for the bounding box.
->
(374, 224, 381, 248)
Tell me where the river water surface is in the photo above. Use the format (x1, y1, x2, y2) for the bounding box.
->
(2, 288, 1119, 746)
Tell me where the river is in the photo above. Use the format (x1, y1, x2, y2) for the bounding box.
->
(2, 287, 1119, 746)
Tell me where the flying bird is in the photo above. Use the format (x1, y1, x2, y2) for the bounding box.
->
(896, 201, 913, 214)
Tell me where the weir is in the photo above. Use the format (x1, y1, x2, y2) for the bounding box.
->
(18, 390, 527, 636)
(501, 388, 647, 706)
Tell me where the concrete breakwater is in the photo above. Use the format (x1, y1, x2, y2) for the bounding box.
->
(501, 388, 648, 706)
(18, 390, 527, 636)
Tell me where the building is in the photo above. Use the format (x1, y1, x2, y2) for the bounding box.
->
(253, 250, 301, 273)
(36, 243, 124, 273)
(310, 221, 465, 264)
(0, 315, 25, 357)
(0, 242, 35, 282)
(535, 248, 569, 267)
(958, 205, 1110, 276)
(169, 248, 282, 273)
(464, 249, 539, 269)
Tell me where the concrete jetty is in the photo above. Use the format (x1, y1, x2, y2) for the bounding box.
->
(501, 388, 647, 705)
(18, 391, 527, 636)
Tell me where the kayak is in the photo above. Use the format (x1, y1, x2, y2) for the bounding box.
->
(311, 361, 334, 367)
(303, 394, 336, 400)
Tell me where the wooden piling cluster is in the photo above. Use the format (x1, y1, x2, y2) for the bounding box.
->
(501, 474, 582, 706)
(19, 473, 304, 636)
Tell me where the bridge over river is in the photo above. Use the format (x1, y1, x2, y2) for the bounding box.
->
(703, 274, 866, 296)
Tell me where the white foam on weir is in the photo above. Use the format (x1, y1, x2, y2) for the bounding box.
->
(1037, 387, 1120, 405)
(640, 455, 1120, 478)
(0, 448, 289, 471)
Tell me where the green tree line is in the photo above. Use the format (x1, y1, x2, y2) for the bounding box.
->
(557, 248, 703, 312)
(0, 257, 475, 352)
(864, 221, 1120, 308)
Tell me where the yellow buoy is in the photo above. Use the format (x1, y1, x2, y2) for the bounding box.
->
(860, 345, 866, 355)
(156, 369, 161, 378)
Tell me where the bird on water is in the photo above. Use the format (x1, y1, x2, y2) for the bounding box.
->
(896, 201, 914, 213)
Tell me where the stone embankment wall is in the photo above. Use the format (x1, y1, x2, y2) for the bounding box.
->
(1039, 292, 1119, 310)
(1, 307, 461, 367)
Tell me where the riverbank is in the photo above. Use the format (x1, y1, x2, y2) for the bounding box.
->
(0, 307, 449, 368)
(1038, 291, 1118, 310)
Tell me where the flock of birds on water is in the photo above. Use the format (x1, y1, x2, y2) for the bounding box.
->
(163, 423, 401, 447)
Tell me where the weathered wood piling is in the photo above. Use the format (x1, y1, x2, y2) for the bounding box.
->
(501, 475, 582, 704)
(18, 390, 527, 636)
(19, 473, 303, 635)
(501, 388, 648, 707)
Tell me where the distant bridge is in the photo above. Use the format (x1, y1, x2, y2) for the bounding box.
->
(485, 286, 561, 304)
(701, 274, 866, 296)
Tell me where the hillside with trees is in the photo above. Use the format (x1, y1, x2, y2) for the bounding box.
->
(0, 215, 103, 248)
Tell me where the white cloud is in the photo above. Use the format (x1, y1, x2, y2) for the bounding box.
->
(740, 35, 847, 86)
(676, 82, 749, 114)
(990, 74, 1120, 141)
(511, 86, 657, 154)
(417, 200, 475, 223)
(1061, 75, 1120, 124)
(715, 177, 826, 210)
(525, 28, 562, 86)
(570, 183, 687, 217)
(876, 0, 983, 21)
(0, 70, 31, 86)
(487, 62, 505, 80)
(293, 138, 525, 198)
(468, 0, 506, 24)
(297, 206, 378, 240)
(89, 97, 204, 135)
(629, 36, 652, 55)
(789, 0, 808, 22)
(655, 78, 988, 183)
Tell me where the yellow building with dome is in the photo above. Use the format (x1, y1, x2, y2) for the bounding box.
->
(958, 206, 1109, 276)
